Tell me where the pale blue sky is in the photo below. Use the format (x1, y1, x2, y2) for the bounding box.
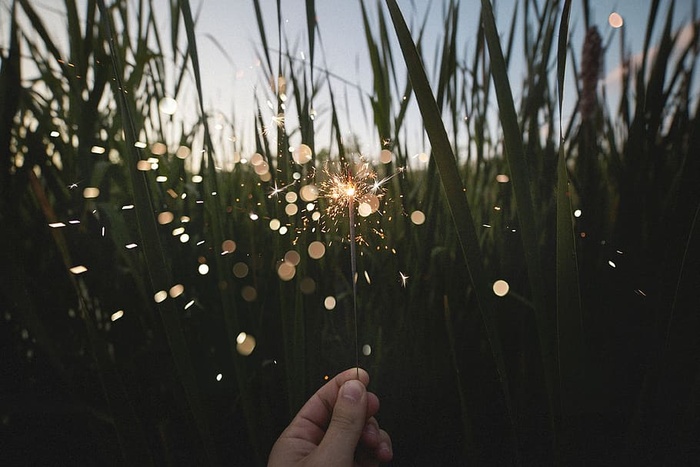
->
(2, 0, 698, 159)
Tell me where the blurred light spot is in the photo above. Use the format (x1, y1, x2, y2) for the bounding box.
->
(399, 271, 409, 287)
(111, 310, 124, 321)
(410, 210, 426, 225)
(184, 299, 195, 310)
(574, 209, 582, 218)
(285, 203, 298, 216)
(324, 296, 336, 310)
(50, 131, 60, 137)
(269, 219, 281, 231)
(300, 277, 316, 294)
(379, 149, 392, 164)
(134, 141, 147, 149)
(151, 142, 167, 155)
(608, 260, 616, 268)
(311, 212, 321, 221)
(198, 264, 210, 275)
(125, 243, 138, 249)
(358, 202, 372, 217)
(159, 96, 178, 115)
(300, 184, 319, 202)
(250, 153, 264, 166)
(154, 290, 168, 303)
(181, 216, 190, 223)
(216, 373, 223, 382)
(49, 222, 66, 228)
(284, 250, 301, 266)
(362, 344, 372, 356)
(172, 227, 185, 236)
(236, 333, 256, 356)
(156, 175, 167, 183)
(306, 203, 315, 211)
(293, 144, 313, 164)
(158, 211, 174, 225)
(176, 146, 190, 159)
(169, 284, 184, 298)
(608, 12, 623, 28)
(418, 152, 429, 163)
(180, 233, 190, 243)
(279, 226, 288, 235)
(496, 174, 510, 183)
(241, 286, 257, 302)
(91, 145, 106, 155)
(278, 262, 296, 281)
(70, 265, 87, 275)
(83, 187, 100, 199)
(249, 213, 259, 221)
(222, 239, 236, 253)
(122, 204, 134, 210)
(364, 271, 371, 284)
(308, 241, 326, 259)
(493, 279, 510, 297)
(136, 160, 151, 171)
(283, 193, 297, 205)
(233, 262, 249, 278)
(293, 172, 301, 180)
(192, 175, 203, 183)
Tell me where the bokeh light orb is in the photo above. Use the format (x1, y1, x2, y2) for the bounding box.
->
(233, 262, 249, 278)
(324, 296, 336, 310)
(277, 262, 296, 281)
(410, 210, 426, 225)
(379, 149, 393, 164)
(293, 144, 313, 164)
(159, 96, 178, 115)
(308, 241, 326, 259)
(493, 279, 510, 297)
(236, 332, 256, 356)
(300, 184, 319, 202)
(608, 12, 623, 28)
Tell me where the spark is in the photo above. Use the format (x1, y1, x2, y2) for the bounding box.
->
(268, 181, 287, 198)
(399, 271, 409, 287)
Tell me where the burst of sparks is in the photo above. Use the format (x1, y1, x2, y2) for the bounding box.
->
(319, 159, 401, 222)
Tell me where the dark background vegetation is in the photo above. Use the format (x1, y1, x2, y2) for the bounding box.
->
(1, 0, 699, 465)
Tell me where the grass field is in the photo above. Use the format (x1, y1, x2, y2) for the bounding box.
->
(1, 0, 699, 465)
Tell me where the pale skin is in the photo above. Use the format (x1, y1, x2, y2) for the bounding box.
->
(268, 368, 393, 467)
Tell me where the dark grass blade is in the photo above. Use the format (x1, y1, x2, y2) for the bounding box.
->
(555, 0, 585, 460)
(383, 0, 518, 458)
(97, 1, 220, 463)
(479, 0, 556, 431)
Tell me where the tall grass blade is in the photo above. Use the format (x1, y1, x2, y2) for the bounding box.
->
(97, 1, 219, 463)
(555, 0, 585, 461)
(479, 0, 556, 438)
(383, 0, 518, 459)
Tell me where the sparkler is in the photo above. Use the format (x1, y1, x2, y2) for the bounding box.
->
(319, 157, 403, 375)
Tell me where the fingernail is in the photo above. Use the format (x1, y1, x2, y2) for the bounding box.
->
(363, 423, 378, 439)
(379, 441, 392, 456)
(340, 379, 364, 403)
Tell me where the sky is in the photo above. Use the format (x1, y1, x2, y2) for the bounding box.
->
(2, 0, 699, 159)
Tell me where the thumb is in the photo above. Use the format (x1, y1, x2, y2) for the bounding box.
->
(317, 379, 367, 464)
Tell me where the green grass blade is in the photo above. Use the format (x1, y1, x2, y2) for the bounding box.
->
(555, 1, 585, 461)
(479, 0, 556, 430)
(383, 0, 518, 458)
(97, 1, 219, 463)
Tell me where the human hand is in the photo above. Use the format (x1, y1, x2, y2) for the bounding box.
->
(268, 368, 393, 467)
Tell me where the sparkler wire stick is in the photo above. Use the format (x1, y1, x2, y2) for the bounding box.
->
(348, 184, 360, 379)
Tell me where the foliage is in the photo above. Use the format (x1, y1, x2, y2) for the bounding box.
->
(1, 0, 699, 465)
